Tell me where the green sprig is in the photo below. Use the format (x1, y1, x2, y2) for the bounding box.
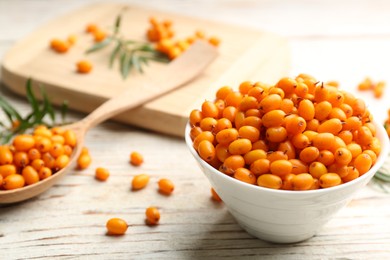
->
(0, 79, 68, 144)
(86, 14, 169, 79)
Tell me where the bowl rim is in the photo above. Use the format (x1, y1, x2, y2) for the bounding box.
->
(185, 120, 389, 195)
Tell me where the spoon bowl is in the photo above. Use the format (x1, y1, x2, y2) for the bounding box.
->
(0, 41, 218, 204)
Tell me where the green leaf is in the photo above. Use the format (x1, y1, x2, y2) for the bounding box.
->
(110, 41, 122, 68)
(120, 52, 131, 79)
(61, 100, 68, 123)
(114, 15, 121, 34)
(25, 79, 41, 120)
(0, 96, 23, 122)
(41, 87, 55, 123)
(132, 55, 142, 73)
(86, 37, 113, 54)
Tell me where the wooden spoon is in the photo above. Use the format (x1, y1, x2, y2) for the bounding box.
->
(0, 41, 218, 204)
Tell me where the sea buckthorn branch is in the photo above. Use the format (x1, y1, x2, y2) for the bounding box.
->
(0, 79, 68, 144)
(86, 14, 169, 79)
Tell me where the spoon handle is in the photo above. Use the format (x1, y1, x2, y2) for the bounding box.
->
(80, 41, 217, 130)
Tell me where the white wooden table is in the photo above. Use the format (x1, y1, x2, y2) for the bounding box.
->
(1, 0, 390, 259)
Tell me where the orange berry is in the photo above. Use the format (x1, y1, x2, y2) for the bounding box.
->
(145, 207, 160, 225)
(158, 178, 175, 195)
(2, 174, 25, 190)
(106, 218, 128, 235)
(211, 187, 222, 202)
(38, 167, 52, 180)
(76, 60, 93, 74)
(95, 167, 110, 181)
(130, 152, 144, 166)
(257, 174, 282, 189)
(132, 174, 150, 190)
(22, 166, 40, 185)
(77, 153, 91, 170)
(234, 168, 256, 184)
(319, 173, 342, 188)
(292, 173, 314, 191)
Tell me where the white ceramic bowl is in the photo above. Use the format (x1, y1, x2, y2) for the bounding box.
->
(185, 121, 389, 243)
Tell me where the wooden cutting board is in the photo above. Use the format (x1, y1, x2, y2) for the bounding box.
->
(1, 3, 290, 137)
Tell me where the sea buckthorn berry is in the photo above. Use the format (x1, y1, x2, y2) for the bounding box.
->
(340, 103, 353, 118)
(214, 118, 232, 134)
(158, 178, 175, 195)
(319, 173, 342, 188)
(329, 107, 347, 121)
(270, 160, 293, 177)
(198, 140, 216, 162)
(31, 159, 44, 171)
(12, 134, 35, 151)
(334, 147, 353, 165)
(295, 82, 309, 97)
(190, 126, 202, 141)
(252, 140, 268, 151)
(95, 167, 110, 181)
(3, 174, 25, 190)
(278, 140, 296, 159)
(64, 130, 77, 147)
(86, 23, 98, 33)
(38, 167, 52, 180)
(250, 158, 270, 175)
(268, 87, 285, 98)
(242, 116, 262, 129)
(239, 81, 253, 95)
(281, 173, 295, 190)
(291, 134, 310, 149)
(298, 99, 315, 121)
(276, 77, 296, 95)
(132, 174, 150, 190)
(248, 86, 267, 101)
(216, 86, 233, 100)
(49, 143, 65, 158)
(351, 98, 366, 117)
(27, 148, 41, 161)
(222, 106, 237, 122)
(234, 111, 245, 129)
(266, 126, 287, 143)
(221, 155, 245, 175)
(189, 109, 203, 126)
(238, 126, 260, 143)
(130, 152, 144, 166)
(356, 126, 374, 146)
(354, 153, 372, 176)
(280, 98, 295, 114)
(299, 146, 319, 163)
(262, 110, 286, 128)
(22, 166, 40, 185)
(202, 101, 219, 118)
(76, 60, 93, 74)
(314, 101, 332, 121)
(215, 144, 230, 162)
(257, 174, 282, 189)
(338, 130, 353, 145)
(63, 145, 73, 156)
(225, 92, 243, 107)
(239, 96, 258, 111)
(0, 164, 17, 178)
(234, 168, 256, 184)
(327, 90, 344, 107)
(374, 81, 385, 98)
(35, 137, 52, 153)
(93, 30, 106, 42)
(228, 139, 252, 155)
(54, 154, 70, 170)
(317, 150, 335, 166)
(285, 116, 306, 135)
(347, 143, 362, 158)
(289, 159, 308, 175)
(50, 39, 70, 53)
(292, 173, 314, 191)
(209, 36, 220, 47)
(362, 150, 377, 164)
(0, 146, 13, 165)
(342, 167, 359, 183)
(214, 99, 225, 117)
(211, 187, 222, 202)
(317, 118, 342, 135)
(216, 128, 238, 145)
(245, 108, 261, 117)
(13, 152, 29, 168)
(193, 131, 214, 150)
(146, 207, 160, 225)
(244, 149, 267, 165)
(309, 161, 327, 179)
(343, 116, 362, 131)
(200, 117, 218, 132)
(267, 151, 288, 162)
(312, 133, 335, 151)
(106, 218, 128, 235)
(259, 94, 282, 113)
(77, 153, 92, 170)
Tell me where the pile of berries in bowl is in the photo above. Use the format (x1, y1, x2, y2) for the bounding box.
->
(185, 74, 389, 243)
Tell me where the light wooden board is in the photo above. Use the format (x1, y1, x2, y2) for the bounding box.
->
(1, 3, 290, 137)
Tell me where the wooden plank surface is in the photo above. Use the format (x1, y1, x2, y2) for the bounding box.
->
(1, 0, 390, 259)
(1, 2, 289, 137)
